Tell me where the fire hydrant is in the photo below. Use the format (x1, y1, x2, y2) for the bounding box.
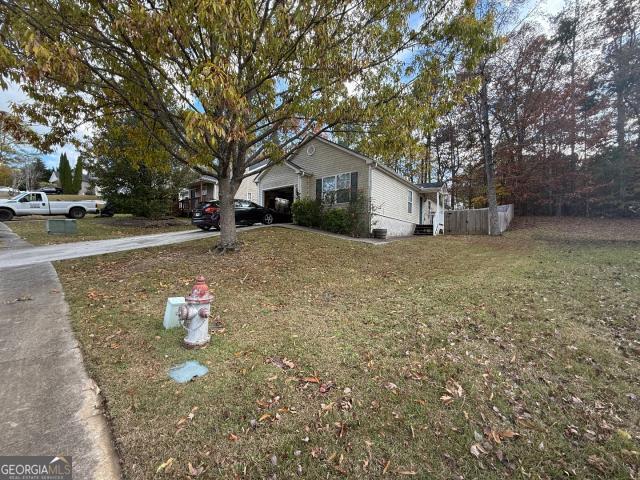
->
(177, 275, 213, 349)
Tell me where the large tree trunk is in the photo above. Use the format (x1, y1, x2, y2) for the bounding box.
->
(217, 174, 239, 251)
(480, 67, 500, 236)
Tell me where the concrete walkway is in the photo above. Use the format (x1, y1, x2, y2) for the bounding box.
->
(0, 223, 120, 479)
(0, 227, 228, 269)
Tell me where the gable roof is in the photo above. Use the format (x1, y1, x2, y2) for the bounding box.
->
(253, 136, 447, 194)
(254, 159, 308, 182)
(311, 136, 446, 193)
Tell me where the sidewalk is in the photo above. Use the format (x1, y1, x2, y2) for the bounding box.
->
(0, 223, 120, 479)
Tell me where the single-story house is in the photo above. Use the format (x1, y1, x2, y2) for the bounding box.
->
(254, 136, 448, 237)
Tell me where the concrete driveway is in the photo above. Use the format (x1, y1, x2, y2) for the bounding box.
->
(0, 226, 266, 269)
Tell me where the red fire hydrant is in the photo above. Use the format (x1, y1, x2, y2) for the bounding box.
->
(177, 275, 213, 349)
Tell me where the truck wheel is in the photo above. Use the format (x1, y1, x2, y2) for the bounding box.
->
(69, 207, 86, 219)
(0, 209, 14, 222)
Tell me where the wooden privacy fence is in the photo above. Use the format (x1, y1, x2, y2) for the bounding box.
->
(444, 204, 514, 235)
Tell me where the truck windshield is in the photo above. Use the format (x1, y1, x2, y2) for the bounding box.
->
(10, 193, 26, 201)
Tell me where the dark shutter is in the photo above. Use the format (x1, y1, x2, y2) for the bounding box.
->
(316, 178, 322, 202)
(350, 172, 358, 200)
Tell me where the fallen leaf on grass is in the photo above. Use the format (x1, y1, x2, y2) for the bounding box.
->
(587, 455, 610, 474)
(228, 433, 239, 442)
(265, 356, 295, 369)
(301, 376, 320, 384)
(156, 458, 174, 473)
(470, 443, 488, 458)
(440, 395, 454, 406)
(319, 382, 334, 394)
(188, 462, 204, 476)
(258, 413, 272, 422)
(445, 380, 464, 398)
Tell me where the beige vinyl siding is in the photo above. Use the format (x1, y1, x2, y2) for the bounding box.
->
(259, 164, 298, 192)
(370, 167, 421, 225)
(289, 139, 370, 199)
(236, 174, 259, 202)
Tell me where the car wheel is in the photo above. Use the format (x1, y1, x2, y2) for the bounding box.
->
(263, 213, 274, 225)
(0, 209, 14, 222)
(198, 225, 212, 231)
(69, 207, 86, 219)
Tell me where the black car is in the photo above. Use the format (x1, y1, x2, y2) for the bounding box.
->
(38, 186, 63, 195)
(191, 200, 275, 231)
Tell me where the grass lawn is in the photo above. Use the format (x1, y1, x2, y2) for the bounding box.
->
(55, 217, 640, 479)
(8, 215, 193, 245)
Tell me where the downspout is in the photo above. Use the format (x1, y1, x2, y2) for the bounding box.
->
(368, 163, 373, 236)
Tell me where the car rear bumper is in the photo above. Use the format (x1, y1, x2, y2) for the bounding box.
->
(191, 214, 219, 228)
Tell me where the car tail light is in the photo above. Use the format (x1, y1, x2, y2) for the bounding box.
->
(203, 205, 219, 214)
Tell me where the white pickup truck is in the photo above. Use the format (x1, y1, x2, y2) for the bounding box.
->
(0, 191, 101, 221)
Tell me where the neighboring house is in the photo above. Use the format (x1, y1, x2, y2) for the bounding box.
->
(80, 173, 100, 196)
(177, 171, 260, 215)
(48, 170, 100, 196)
(178, 175, 218, 214)
(254, 136, 449, 237)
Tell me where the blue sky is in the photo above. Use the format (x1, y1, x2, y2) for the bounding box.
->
(0, 0, 566, 169)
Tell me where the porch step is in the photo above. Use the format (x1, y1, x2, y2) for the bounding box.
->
(414, 224, 433, 236)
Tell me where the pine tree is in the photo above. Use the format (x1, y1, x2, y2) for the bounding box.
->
(58, 153, 73, 194)
(72, 157, 83, 194)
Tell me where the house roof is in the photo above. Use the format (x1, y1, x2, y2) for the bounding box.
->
(416, 181, 444, 189)
(253, 159, 309, 182)
(311, 136, 446, 193)
(188, 175, 218, 187)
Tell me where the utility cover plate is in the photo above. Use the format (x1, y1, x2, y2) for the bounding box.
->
(168, 360, 208, 383)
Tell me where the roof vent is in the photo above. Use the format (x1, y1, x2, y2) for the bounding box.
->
(306, 145, 316, 156)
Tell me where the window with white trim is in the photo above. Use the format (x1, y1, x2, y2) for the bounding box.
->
(407, 190, 413, 214)
(318, 172, 357, 203)
(247, 192, 252, 201)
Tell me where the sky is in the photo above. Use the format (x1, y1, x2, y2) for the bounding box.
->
(0, 0, 567, 170)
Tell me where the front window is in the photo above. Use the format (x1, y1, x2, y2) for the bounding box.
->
(319, 172, 356, 203)
(407, 190, 413, 214)
(322, 175, 336, 200)
(336, 173, 351, 203)
(247, 192, 252, 201)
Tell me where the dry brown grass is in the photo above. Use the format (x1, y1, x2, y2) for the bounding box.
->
(55, 217, 640, 479)
(8, 215, 192, 245)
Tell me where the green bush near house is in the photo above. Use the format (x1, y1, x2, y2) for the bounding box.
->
(292, 191, 371, 237)
(321, 207, 350, 234)
(291, 198, 322, 228)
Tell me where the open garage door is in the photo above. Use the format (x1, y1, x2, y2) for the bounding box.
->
(263, 186, 294, 222)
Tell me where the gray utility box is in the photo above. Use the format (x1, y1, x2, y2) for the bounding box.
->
(47, 219, 77, 235)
